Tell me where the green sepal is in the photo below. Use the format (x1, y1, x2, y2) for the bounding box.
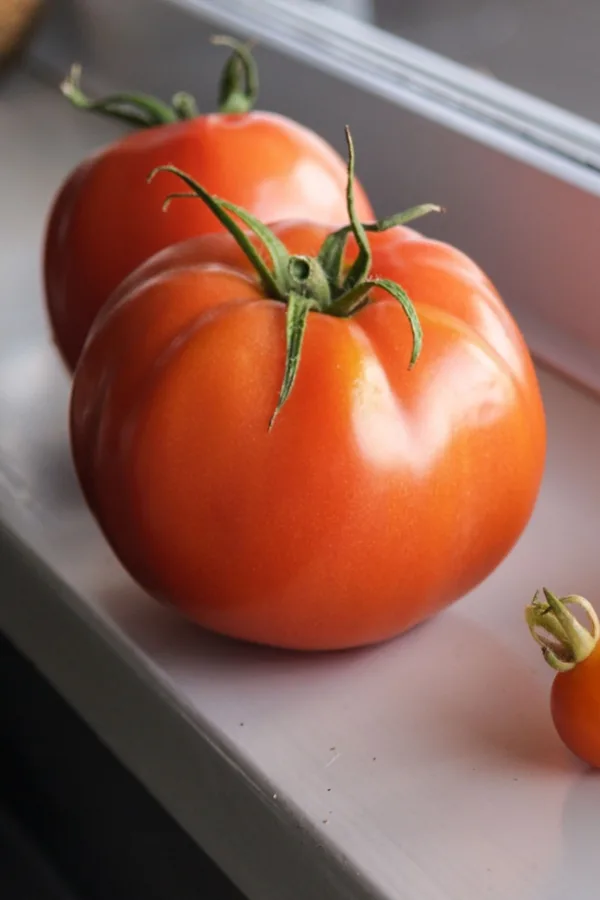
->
(60, 64, 180, 127)
(340, 127, 372, 291)
(269, 292, 315, 429)
(370, 278, 423, 368)
(171, 91, 199, 120)
(220, 200, 290, 289)
(317, 203, 442, 293)
(212, 35, 259, 113)
(150, 165, 285, 299)
(317, 229, 349, 292)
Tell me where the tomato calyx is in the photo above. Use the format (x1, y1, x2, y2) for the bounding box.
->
(60, 36, 258, 128)
(149, 127, 441, 426)
(525, 588, 600, 672)
(212, 35, 259, 114)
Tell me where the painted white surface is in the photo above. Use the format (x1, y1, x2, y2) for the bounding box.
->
(2, 71, 600, 900)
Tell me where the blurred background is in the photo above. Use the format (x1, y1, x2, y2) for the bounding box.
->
(319, 0, 600, 122)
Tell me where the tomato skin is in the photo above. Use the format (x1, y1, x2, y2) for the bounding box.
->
(71, 222, 546, 651)
(551, 649, 600, 767)
(44, 113, 373, 371)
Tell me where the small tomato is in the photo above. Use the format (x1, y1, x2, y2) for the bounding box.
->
(70, 134, 545, 651)
(526, 589, 600, 767)
(44, 38, 373, 370)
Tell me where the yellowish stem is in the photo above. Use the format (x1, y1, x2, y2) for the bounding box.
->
(525, 589, 600, 672)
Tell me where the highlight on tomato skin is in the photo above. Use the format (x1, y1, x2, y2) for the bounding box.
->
(69, 131, 546, 652)
(526, 589, 600, 768)
(43, 36, 374, 372)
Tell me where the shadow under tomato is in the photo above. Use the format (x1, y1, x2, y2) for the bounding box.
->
(37, 433, 84, 512)
(0, 341, 83, 517)
(98, 580, 375, 669)
(99, 580, 564, 769)
(354, 607, 571, 773)
(325, 604, 561, 775)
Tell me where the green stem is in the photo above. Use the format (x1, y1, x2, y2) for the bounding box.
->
(525, 589, 600, 672)
(60, 64, 180, 127)
(286, 256, 332, 307)
(171, 91, 200, 120)
(212, 35, 259, 113)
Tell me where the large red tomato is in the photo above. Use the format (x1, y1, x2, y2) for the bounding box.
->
(44, 39, 373, 370)
(70, 153, 545, 651)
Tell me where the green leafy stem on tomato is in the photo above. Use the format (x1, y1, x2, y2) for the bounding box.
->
(526, 588, 600, 672)
(60, 35, 260, 128)
(149, 128, 442, 427)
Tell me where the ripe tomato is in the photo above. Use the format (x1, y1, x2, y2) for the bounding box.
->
(70, 147, 545, 651)
(526, 589, 600, 767)
(44, 39, 373, 371)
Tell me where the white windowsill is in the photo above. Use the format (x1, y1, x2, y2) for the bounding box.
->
(2, 69, 600, 900)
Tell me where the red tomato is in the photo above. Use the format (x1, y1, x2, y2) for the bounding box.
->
(70, 159, 545, 651)
(526, 589, 600, 767)
(44, 41, 373, 371)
